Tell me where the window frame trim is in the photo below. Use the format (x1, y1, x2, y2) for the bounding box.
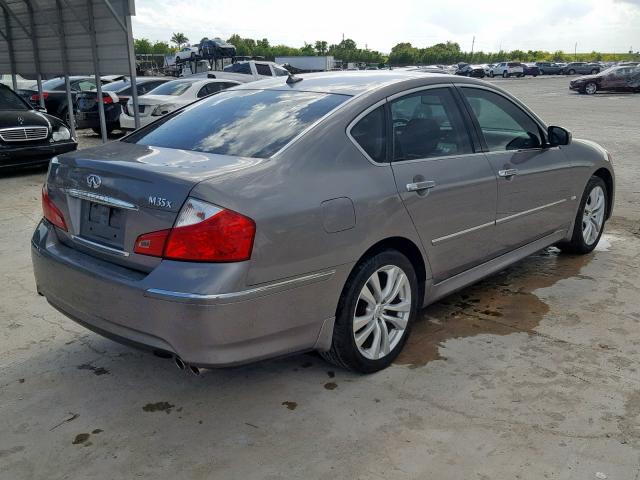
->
(345, 98, 389, 166)
(454, 83, 550, 152)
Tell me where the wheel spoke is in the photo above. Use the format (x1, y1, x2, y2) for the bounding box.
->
(383, 272, 406, 304)
(379, 321, 391, 356)
(367, 272, 383, 303)
(590, 217, 600, 236)
(353, 313, 374, 333)
(359, 284, 377, 308)
(383, 300, 411, 313)
(368, 322, 382, 359)
(583, 219, 592, 243)
(355, 320, 376, 347)
(382, 313, 408, 330)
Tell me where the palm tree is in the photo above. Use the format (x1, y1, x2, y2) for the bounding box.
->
(171, 32, 189, 49)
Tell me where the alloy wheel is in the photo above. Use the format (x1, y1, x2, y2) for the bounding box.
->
(582, 185, 605, 245)
(353, 265, 411, 360)
(585, 82, 597, 95)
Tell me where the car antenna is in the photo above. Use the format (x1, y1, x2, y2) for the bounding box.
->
(286, 73, 303, 84)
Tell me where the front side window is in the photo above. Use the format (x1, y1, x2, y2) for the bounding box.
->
(350, 105, 386, 162)
(125, 89, 349, 158)
(255, 63, 272, 76)
(461, 88, 542, 151)
(223, 63, 252, 75)
(390, 88, 473, 161)
(147, 81, 193, 96)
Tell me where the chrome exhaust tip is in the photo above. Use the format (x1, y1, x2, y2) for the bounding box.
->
(174, 356, 186, 370)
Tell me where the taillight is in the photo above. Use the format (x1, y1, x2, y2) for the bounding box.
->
(41, 185, 67, 231)
(31, 92, 49, 102)
(102, 94, 114, 104)
(133, 198, 255, 262)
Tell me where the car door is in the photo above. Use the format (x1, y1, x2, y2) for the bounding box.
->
(387, 86, 498, 282)
(458, 86, 576, 255)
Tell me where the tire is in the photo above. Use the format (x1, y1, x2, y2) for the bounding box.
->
(584, 82, 597, 95)
(503, 71, 508, 78)
(590, 69, 598, 75)
(320, 250, 419, 373)
(568, 69, 576, 75)
(533, 73, 538, 77)
(557, 176, 608, 254)
(91, 124, 116, 135)
(489, 71, 494, 78)
(539, 69, 545, 75)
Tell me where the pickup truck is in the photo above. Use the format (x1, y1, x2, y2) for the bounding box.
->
(203, 60, 291, 83)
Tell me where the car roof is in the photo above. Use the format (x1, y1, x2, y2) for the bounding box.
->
(233, 70, 455, 96)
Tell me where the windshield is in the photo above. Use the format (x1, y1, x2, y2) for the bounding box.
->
(41, 78, 65, 90)
(125, 89, 349, 158)
(0, 86, 29, 110)
(147, 81, 194, 96)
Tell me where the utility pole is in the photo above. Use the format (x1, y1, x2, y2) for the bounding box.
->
(470, 36, 475, 62)
(574, 42, 577, 61)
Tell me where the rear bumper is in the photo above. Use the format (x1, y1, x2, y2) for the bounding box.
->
(0, 141, 77, 168)
(75, 106, 121, 130)
(31, 220, 344, 367)
(119, 112, 155, 130)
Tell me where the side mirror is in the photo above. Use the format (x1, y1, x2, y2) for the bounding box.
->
(548, 126, 571, 147)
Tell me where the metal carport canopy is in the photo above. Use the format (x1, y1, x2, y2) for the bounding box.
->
(0, 0, 140, 142)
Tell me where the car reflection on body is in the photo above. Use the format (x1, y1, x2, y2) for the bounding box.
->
(33, 71, 614, 373)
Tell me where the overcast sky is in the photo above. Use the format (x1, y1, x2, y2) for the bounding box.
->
(132, 0, 640, 54)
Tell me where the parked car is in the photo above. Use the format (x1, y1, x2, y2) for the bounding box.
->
(522, 63, 540, 76)
(570, 66, 640, 94)
(32, 72, 614, 373)
(562, 62, 600, 75)
(175, 46, 199, 63)
(455, 63, 486, 78)
(76, 77, 171, 134)
(120, 78, 240, 129)
(489, 62, 524, 77)
(0, 74, 35, 90)
(202, 60, 290, 83)
(199, 37, 236, 59)
(19, 76, 104, 123)
(483, 64, 495, 76)
(535, 62, 564, 75)
(0, 84, 76, 169)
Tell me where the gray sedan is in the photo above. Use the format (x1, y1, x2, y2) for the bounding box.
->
(32, 71, 615, 373)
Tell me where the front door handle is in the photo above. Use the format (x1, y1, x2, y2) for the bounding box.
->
(498, 168, 518, 177)
(406, 180, 436, 192)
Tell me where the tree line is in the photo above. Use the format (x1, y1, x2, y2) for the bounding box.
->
(134, 34, 638, 65)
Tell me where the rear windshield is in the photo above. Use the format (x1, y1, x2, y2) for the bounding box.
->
(125, 89, 349, 158)
(103, 80, 131, 92)
(147, 81, 194, 96)
(0, 86, 29, 110)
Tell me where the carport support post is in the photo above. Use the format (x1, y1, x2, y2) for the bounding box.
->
(25, 0, 45, 109)
(2, 7, 18, 91)
(124, 13, 139, 129)
(55, 0, 76, 139)
(86, 0, 107, 143)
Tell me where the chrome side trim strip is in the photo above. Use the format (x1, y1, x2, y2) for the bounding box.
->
(145, 269, 336, 304)
(496, 199, 567, 225)
(65, 189, 138, 211)
(432, 221, 495, 246)
(71, 235, 130, 257)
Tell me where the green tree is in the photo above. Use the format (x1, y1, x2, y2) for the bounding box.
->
(151, 41, 172, 55)
(134, 38, 152, 54)
(314, 40, 328, 55)
(170, 32, 188, 49)
(300, 42, 315, 55)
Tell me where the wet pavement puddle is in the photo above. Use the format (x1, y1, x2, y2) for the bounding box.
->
(395, 247, 594, 367)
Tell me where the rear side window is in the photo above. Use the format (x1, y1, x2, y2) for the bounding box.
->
(148, 81, 193, 96)
(126, 89, 349, 158)
(255, 63, 272, 76)
(224, 63, 252, 75)
(390, 88, 473, 161)
(350, 106, 386, 162)
(462, 88, 542, 151)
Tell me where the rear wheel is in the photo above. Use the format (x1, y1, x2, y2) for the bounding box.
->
(489, 71, 494, 77)
(590, 69, 598, 75)
(557, 176, 607, 254)
(503, 71, 508, 78)
(568, 69, 576, 75)
(585, 82, 597, 95)
(91, 124, 116, 135)
(320, 250, 418, 373)
(539, 69, 545, 75)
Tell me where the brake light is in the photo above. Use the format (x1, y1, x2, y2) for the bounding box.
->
(41, 186, 67, 231)
(133, 198, 255, 262)
(31, 92, 49, 102)
(101, 94, 114, 105)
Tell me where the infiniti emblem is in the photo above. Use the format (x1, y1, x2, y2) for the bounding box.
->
(86, 174, 102, 189)
(17, 116, 23, 125)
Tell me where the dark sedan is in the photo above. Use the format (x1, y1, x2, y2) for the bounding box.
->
(522, 63, 540, 76)
(570, 66, 640, 94)
(455, 63, 485, 78)
(535, 62, 564, 75)
(76, 77, 170, 134)
(0, 84, 76, 170)
(19, 76, 104, 123)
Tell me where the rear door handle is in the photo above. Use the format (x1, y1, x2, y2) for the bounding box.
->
(406, 180, 436, 192)
(498, 168, 518, 177)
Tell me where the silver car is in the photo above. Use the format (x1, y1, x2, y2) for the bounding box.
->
(32, 72, 615, 373)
